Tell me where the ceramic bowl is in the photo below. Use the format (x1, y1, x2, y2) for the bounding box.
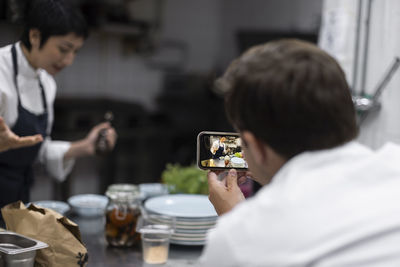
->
(67, 194, 108, 217)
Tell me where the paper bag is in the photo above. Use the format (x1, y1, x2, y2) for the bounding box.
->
(1, 201, 89, 267)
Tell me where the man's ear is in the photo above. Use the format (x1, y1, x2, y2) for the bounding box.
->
(29, 29, 41, 48)
(241, 131, 267, 165)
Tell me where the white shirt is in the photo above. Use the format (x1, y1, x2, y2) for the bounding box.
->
(200, 141, 400, 266)
(211, 140, 226, 155)
(0, 42, 74, 182)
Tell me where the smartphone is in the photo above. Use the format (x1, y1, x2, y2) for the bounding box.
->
(197, 131, 248, 170)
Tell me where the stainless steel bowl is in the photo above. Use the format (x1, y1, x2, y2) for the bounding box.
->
(0, 231, 48, 267)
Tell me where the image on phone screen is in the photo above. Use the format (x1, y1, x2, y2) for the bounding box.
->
(197, 131, 248, 170)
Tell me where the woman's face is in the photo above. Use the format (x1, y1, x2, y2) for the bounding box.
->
(30, 31, 85, 75)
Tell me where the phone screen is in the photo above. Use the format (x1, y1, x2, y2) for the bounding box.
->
(197, 131, 248, 170)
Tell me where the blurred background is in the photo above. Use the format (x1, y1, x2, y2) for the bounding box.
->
(0, 0, 322, 200)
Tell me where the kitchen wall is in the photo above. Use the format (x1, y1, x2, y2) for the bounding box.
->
(0, 0, 322, 111)
(0, 0, 323, 199)
(219, 0, 322, 68)
(56, 0, 222, 111)
(319, 0, 400, 149)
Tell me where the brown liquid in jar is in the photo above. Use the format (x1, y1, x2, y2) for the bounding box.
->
(105, 206, 141, 247)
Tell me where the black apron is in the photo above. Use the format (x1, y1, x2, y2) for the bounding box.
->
(213, 143, 225, 159)
(0, 44, 48, 210)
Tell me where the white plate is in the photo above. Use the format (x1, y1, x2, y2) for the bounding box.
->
(32, 201, 70, 215)
(172, 235, 207, 241)
(174, 228, 210, 234)
(146, 212, 217, 226)
(170, 238, 206, 246)
(149, 220, 215, 231)
(144, 194, 217, 218)
(231, 157, 246, 167)
(68, 194, 108, 217)
(172, 232, 207, 238)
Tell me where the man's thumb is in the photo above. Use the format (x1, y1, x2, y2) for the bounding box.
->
(226, 169, 238, 189)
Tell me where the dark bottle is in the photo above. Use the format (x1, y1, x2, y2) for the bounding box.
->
(96, 111, 114, 155)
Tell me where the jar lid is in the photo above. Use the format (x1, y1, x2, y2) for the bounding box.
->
(106, 183, 141, 201)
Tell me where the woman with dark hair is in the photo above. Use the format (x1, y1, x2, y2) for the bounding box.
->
(0, 0, 117, 210)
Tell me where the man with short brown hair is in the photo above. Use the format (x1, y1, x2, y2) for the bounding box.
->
(200, 39, 400, 266)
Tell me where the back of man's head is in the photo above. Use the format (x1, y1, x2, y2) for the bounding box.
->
(218, 39, 358, 159)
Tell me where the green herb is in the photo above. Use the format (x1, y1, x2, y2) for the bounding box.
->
(161, 164, 208, 195)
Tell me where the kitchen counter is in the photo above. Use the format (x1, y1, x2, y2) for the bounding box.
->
(71, 215, 203, 267)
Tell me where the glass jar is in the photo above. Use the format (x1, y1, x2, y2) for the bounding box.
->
(105, 183, 142, 247)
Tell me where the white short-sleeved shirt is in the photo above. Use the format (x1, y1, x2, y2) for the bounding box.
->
(0, 42, 74, 181)
(200, 141, 400, 266)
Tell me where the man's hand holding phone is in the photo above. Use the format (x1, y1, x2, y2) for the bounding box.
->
(198, 131, 252, 215)
(207, 169, 246, 216)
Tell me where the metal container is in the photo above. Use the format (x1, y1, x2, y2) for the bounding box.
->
(0, 231, 48, 267)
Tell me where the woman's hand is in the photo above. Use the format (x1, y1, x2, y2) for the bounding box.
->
(207, 169, 246, 216)
(0, 116, 43, 152)
(85, 122, 117, 155)
(64, 122, 117, 160)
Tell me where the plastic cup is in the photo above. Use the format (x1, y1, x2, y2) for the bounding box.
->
(142, 232, 170, 264)
(137, 215, 174, 265)
(140, 225, 172, 264)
